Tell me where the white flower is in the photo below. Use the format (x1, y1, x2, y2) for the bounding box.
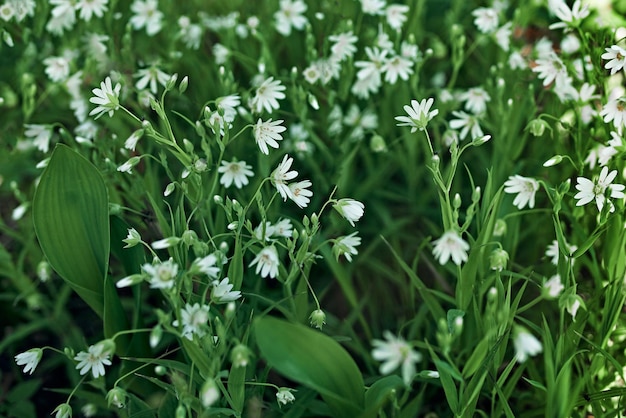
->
(123, 228, 141, 248)
(192, 254, 221, 278)
(333, 198, 365, 227)
(560, 33, 580, 54)
(176, 303, 210, 340)
(124, 130, 142, 151)
(43, 56, 71, 82)
(360, 0, 386, 15)
(329, 31, 358, 62)
(253, 118, 286, 155)
(508, 51, 527, 70)
(432, 230, 470, 266)
(545, 239, 577, 266)
(288, 180, 313, 208)
(130, 0, 163, 35)
(218, 159, 254, 188)
(395, 98, 439, 133)
(602, 45, 626, 75)
(600, 97, 626, 132)
(385, 4, 409, 31)
(503, 175, 539, 209)
(276, 388, 296, 406)
(564, 295, 583, 320)
(449, 111, 484, 140)
(548, 0, 589, 30)
(472, 7, 499, 34)
(513, 326, 542, 363)
(333, 232, 361, 262)
(250, 77, 286, 114)
(75, 0, 108, 21)
(134, 66, 170, 94)
(216, 94, 241, 122)
(272, 218, 293, 238)
(15, 348, 43, 374)
(213, 43, 229, 64)
(372, 331, 422, 386)
(89, 76, 121, 119)
(532, 52, 568, 87)
(352, 47, 386, 98)
(74, 343, 112, 378)
(0, 3, 14, 22)
(543, 274, 564, 299)
(574, 166, 625, 213)
(249, 245, 280, 279)
(383, 54, 414, 84)
(494, 22, 512, 51)
(274, 0, 307, 36)
(53, 403, 72, 418)
(143, 258, 179, 289)
(272, 155, 298, 201)
(200, 379, 220, 407)
(24, 124, 53, 153)
(212, 278, 241, 303)
(459, 87, 491, 115)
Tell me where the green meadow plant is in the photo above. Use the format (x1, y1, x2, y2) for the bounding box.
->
(2, 0, 626, 417)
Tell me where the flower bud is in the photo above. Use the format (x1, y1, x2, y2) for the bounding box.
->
(200, 379, 220, 407)
(165, 73, 179, 91)
(276, 388, 296, 406)
(179, 76, 189, 93)
(543, 155, 563, 167)
(106, 387, 128, 409)
(309, 309, 326, 330)
(489, 249, 509, 272)
(527, 118, 549, 137)
(369, 134, 387, 153)
(150, 325, 163, 348)
(230, 344, 252, 368)
(493, 219, 506, 237)
(53, 403, 72, 418)
(164, 182, 176, 196)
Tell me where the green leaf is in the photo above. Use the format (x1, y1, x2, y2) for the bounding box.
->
(255, 316, 364, 418)
(361, 375, 403, 418)
(33, 144, 110, 318)
(227, 364, 246, 413)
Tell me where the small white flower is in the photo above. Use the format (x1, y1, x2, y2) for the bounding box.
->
(574, 166, 625, 213)
(503, 175, 540, 209)
(201, 379, 220, 407)
(143, 258, 179, 289)
(151, 237, 180, 249)
(123, 228, 141, 248)
(449, 111, 484, 141)
(272, 155, 298, 201)
(329, 31, 358, 62)
(432, 230, 470, 266)
(288, 180, 313, 208)
(383, 54, 414, 84)
(43, 55, 71, 82)
(89, 76, 121, 119)
(218, 159, 254, 188)
(459, 87, 491, 115)
(602, 45, 626, 75)
(15, 348, 43, 374)
(333, 232, 361, 262)
(276, 388, 296, 406)
(130, 0, 163, 35)
(253, 118, 286, 155)
(192, 254, 221, 278)
(52, 403, 72, 418)
(134, 65, 170, 94)
(372, 331, 422, 386)
(74, 343, 112, 378)
(494, 22, 512, 51)
(564, 295, 584, 320)
(249, 245, 280, 279)
(24, 124, 53, 153)
(385, 4, 409, 31)
(249, 77, 286, 114)
(176, 303, 210, 340)
(333, 198, 365, 227)
(124, 130, 142, 151)
(274, 0, 307, 36)
(513, 326, 542, 363)
(75, 0, 108, 21)
(360, 0, 386, 15)
(395, 98, 439, 132)
(543, 274, 564, 299)
(545, 239, 577, 266)
(211, 278, 241, 303)
(472, 7, 499, 34)
(600, 97, 626, 132)
(548, 0, 589, 30)
(272, 218, 293, 238)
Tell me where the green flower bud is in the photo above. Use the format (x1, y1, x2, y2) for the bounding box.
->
(309, 309, 326, 330)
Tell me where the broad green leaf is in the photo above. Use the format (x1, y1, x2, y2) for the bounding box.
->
(361, 375, 403, 418)
(255, 316, 364, 418)
(33, 144, 110, 317)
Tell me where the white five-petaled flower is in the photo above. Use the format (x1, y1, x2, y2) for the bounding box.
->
(371, 331, 422, 386)
(75, 0, 108, 21)
(574, 166, 625, 213)
(134, 66, 170, 94)
(360, 0, 386, 15)
(602, 45, 626, 75)
(288, 180, 313, 208)
(249, 245, 280, 279)
(192, 254, 221, 278)
(432, 230, 470, 266)
(74, 343, 112, 378)
(543, 274, 564, 299)
(532, 52, 568, 87)
(333, 232, 361, 262)
(395, 98, 439, 133)
(329, 31, 358, 62)
(43, 56, 71, 82)
(459, 87, 491, 115)
(333, 198, 365, 227)
(449, 110, 484, 141)
(175, 303, 210, 340)
(130, 0, 163, 36)
(250, 77, 286, 114)
(211, 278, 241, 303)
(385, 4, 409, 31)
(600, 97, 626, 132)
(513, 326, 542, 363)
(503, 175, 540, 209)
(253, 118, 286, 154)
(15, 348, 43, 374)
(272, 155, 298, 201)
(218, 159, 254, 188)
(89, 76, 121, 119)
(24, 124, 53, 153)
(274, 0, 307, 36)
(472, 7, 499, 33)
(548, 0, 589, 30)
(143, 258, 179, 289)
(545, 239, 577, 266)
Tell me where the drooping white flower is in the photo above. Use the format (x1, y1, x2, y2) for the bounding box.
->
(143, 258, 179, 289)
(288, 180, 313, 208)
(249, 77, 286, 114)
(432, 230, 470, 266)
(211, 278, 241, 303)
(543, 274, 564, 299)
(333, 198, 365, 227)
(503, 175, 540, 209)
(74, 343, 112, 378)
(271, 154, 298, 201)
(253, 118, 286, 155)
(372, 331, 422, 385)
(513, 326, 542, 363)
(395, 98, 439, 133)
(472, 7, 499, 34)
(218, 159, 254, 189)
(130, 0, 163, 35)
(276, 388, 296, 406)
(249, 245, 280, 279)
(333, 232, 361, 262)
(574, 166, 625, 213)
(15, 348, 43, 375)
(52, 403, 72, 418)
(89, 76, 121, 119)
(192, 254, 221, 278)
(494, 22, 512, 51)
(274, 0, 307, 36)
(75, 0, 108, 21)
(545, 239, 577, 266)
